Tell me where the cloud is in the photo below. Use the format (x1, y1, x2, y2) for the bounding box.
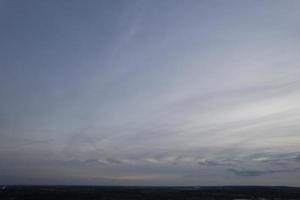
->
(249, 152, 300, 165)
(197, 159, 239, 167)
(105, 158, 124, 165)
(56, 158, 125, 167)
(228, 168, 300, 177)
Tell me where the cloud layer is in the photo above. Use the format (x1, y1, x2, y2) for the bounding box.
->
(0, 0, 300, 186)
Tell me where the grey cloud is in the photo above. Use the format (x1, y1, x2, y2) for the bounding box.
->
(105, 158, 124, 165)
(248, 152, 300, 165)
(198, 160, 231, 167)
(228, 169, 267, 177)
(58, 159, 106, 167)
(228, 168, 300, 177)
(56, 157, 125, 167)
(198, 160, 222, 166)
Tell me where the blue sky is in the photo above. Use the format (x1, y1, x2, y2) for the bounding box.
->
(1, 0, 300, 186)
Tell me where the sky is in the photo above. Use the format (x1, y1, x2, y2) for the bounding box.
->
(0, 0, 300, 186)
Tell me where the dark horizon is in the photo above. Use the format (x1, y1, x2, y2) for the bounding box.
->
(2, 184, 300, 188)
(2, 185, 300, 200)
